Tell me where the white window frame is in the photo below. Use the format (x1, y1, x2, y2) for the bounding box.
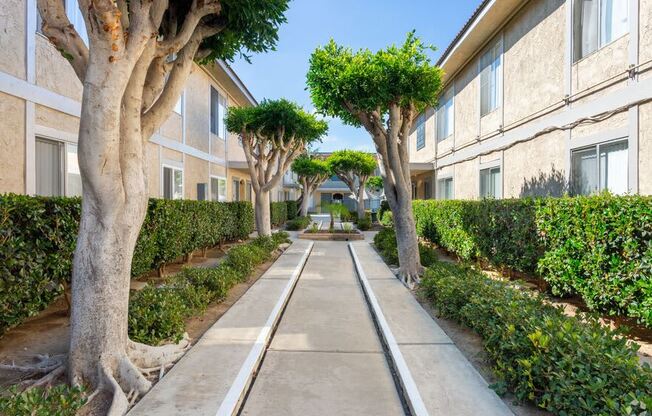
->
(479, 40, 502, 117)
(437, 176, 454, 200)
(173, 90, 184, 115)
(34, 135, 81, 197)
(210, 86, 228, 140)
(478, 159, 502, 199)
(161, 163, 184, 200)
(209, 175, 227, 202)
(573, 0, 629, 62)
(570, 137, 629, 195)
(415, 113, 426, 151)
(436, 87, 455, 141)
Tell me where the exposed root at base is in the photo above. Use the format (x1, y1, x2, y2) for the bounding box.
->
(127, 333, 191, 369)
(398, 265, 425, 289)
(1, 354, 67, 390)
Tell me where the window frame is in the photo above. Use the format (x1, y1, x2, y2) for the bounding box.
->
(210, 86, 228, 140)
(437, 177, 454, 200)
(209, 175, 227, 202)
(161, 164, 184, 200)
(415, 113, 426, 151)
(479, 40, 502, 117)
(573, 0, 629, 62)
(35, 136, 81, 197)
(436, 87, 455, 142)
(479, 165, 502, 199)
(570, 137, 629, 195)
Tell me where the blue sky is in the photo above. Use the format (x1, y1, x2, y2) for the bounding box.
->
(231, 0, 480, 152)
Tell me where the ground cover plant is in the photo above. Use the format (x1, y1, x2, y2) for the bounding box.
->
(420, 260, 652, 415)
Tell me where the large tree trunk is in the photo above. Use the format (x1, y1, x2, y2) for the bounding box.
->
(391, 193, 422, 284)
(255, 191, 272, 236)
(301, 183, 311, 217)
(356, 187, 365, 220)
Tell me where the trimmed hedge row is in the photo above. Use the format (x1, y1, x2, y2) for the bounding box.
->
(128, 232, 290, 345)
(421, 261, 652, 415)
(413, 194, 652, 327)
(270, 201, 288, 226)
(285, 200, 298, 221)
(0, 194, 254, 335)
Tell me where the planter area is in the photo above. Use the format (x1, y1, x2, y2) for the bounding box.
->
(298, 218, 365, 241)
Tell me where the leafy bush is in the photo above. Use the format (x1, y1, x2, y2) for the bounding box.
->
(270, 201, 288, 226)
(379, 210, 393, 227)
(378, 200, 390, 223)
(285, 200, 298, 220)
(373, 227, 437, 267)
(421, 261, 652, 415)
(128, 285, 189, 345)
(0, 385, 87, 416)
(0, 194, 254, 335)
(357, 217, 371, 231)
(413, 195, 652, 327)
(286, 216, 311, 230)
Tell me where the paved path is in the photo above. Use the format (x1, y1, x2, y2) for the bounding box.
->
(130, 239, 512, 416)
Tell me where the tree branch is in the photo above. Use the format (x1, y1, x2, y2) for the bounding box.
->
(157, 0, 222, 57)
(37, 0, 89, 81)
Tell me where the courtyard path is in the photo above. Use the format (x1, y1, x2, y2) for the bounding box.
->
(129, 238, 512, 416)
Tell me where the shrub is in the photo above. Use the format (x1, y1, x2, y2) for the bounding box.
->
(379, 210, 393, 227)
(0, 385, 87, 416)
(421, 261, 652, 415)
(378, 200, 390, 223)
(373, 227, 438, 267)
(413, 195, 652, 327)
(271, 231, 291, 245)
(174, 266, 235, 301)
(270, 201, 288, 226)
(0, 194, 254, 335)
(286, 216, 311, 230)
(285, 200, 298, 220)
(128, 285, 188, 345)
(357, 217, 371, 231)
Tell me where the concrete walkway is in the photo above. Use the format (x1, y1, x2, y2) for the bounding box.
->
(129, 239, 512, 416)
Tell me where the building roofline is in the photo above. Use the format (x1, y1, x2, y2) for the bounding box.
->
(436, 0, 495, 67)
(216, 60, 258, 106)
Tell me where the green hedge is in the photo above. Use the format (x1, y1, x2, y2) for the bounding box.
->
(412, 194, 652, 327)
(421, 261, 652, 415)
(286, 216, 311, 231)
(129, 232, 290, 345)
(0, 194, 254, 335)
(270, 201, 288, 226)
(285, 200, 298, 220)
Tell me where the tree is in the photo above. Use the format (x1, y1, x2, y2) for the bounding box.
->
(326, 150, 376, 219)
(36, 0, 288, 413)
(307, 33, 442, 284)
(291, 154, 331, 217)
(226, 99, 327, 235)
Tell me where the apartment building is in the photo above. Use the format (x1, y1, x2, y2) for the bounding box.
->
(408, 0, 652, 200)
(0, 0, 287, 204)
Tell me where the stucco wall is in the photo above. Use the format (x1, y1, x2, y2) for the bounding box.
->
(35, 36, 83, 101)
(503, 0, 565, 126)
(453, 63, 479, 146)
(35, 105, 80, 134)
(503, 130, 566, 198)
(639, 103, 652, 195)
(161, 147, 183, 163)
(0, 93, 25, 193)
(454, 158, 478, 200)
(185, 70, 210, 154)
(0, 0, 26, 79)
(570, 111, 628, 140)
(145, 143, 160, 198)
(184, 155, 209, 200)
(641, 0, 652, 74)
(408, 109, 436, 163)
(159, 113, 182, 142)
(572, 36, 630, 97)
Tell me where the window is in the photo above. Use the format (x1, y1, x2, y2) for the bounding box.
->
(411, 182, 417, 199)
(163, 166, 183, 200)
(416, 114, 426, 151)
(480, 41, 502, 116)
(173, 93, 183, 115)
(232, 178, 241, 201)
(574, 0, 628, 61)
(480, 166, 501, 199)
(437, 178, 453, 200)
(210, 87, 228, 139)
(436, 88, 454, 141)
(35, 138, 81, 197)
(571, 139, 628, 195)
(423, 179, 432, 199)
(36, 138, 63, 197)
(246, 181, 252, 202)
(210, 176, 227, 202)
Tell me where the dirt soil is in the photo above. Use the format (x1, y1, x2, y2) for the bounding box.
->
(0, 242, 282, 389)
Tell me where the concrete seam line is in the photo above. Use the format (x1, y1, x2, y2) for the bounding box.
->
(215, 241, 314, 416)
(348, 243, 430, 416)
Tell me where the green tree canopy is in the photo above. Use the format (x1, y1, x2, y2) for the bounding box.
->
(326, 150, 377, 178)
(292, 154, 331, 180)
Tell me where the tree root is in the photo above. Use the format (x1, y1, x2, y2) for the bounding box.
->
(1, 354, 67, 390)
(398, 265, 425, 289)
(127, 333, 190, 369)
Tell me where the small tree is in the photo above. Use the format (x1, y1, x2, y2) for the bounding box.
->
(35, 0, 288, 412)
(226, 99, 327, 235)
(326, 150, 376, 219)
(291, 155, 331, 217)
(307, 33, 442, 284)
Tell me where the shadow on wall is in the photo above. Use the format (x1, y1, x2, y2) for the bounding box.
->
(519, 165, 568, 198)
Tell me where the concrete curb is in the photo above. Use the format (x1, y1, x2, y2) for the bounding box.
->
(215, 241, 314, 416)
(348, 243, 429, 416)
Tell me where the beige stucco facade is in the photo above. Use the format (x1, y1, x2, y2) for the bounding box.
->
(408, 0, 652, 200)
(0, 0, 288, 205)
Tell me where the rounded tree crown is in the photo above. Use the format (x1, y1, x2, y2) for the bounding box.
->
(292, 155, 331, 178)
(225, 99, 328, 146)
(326, 150, 377, 176)
(306, 32, 444, 126)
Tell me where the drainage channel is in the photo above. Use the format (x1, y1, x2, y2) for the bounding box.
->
(215, 241, 314, 416)
(348, 243, 428, 416)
